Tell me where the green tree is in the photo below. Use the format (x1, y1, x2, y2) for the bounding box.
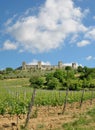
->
(65, 66, 72, 71)
(77, 66, 83, 73)
(29, 75, 45, 88)
(45, 72, 54, 82)
(54, 69, 65, 82)
(82, 78, 88, 88)
(47, 77, 61, 90)
(5, 67, 14, 74)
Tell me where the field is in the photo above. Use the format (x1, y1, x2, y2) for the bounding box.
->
(0, 78, 95, 130)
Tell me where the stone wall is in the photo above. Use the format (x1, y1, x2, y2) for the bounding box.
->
(22, 61, 77, 70)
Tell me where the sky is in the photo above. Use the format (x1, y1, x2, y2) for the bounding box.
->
(0, 0, 95, 69)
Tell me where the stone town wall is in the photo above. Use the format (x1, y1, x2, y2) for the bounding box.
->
(22, 61, 77, 70)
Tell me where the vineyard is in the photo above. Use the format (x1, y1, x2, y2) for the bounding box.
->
(0, 83, 95, 115)
(0, 78, 95, 130)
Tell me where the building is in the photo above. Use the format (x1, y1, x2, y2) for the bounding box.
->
(21, 61, 77, 71)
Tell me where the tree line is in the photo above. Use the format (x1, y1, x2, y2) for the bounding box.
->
(0, 66, 95, 90)
(29, 66, 95, 90)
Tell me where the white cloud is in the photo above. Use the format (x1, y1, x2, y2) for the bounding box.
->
(4, 18, 13, 26)
(77, 40, 90, 47)
(64, 63, 72, 66)
(6, 0, 88, 53)
(28, 59, 51, 65)
(2, 40, 17, 50)
(85, 28, 95, 40)
(86, 56, 95, 61)
(83, 9, 90, 17)
(64, 62, 79, 67)
(4, 15, 17, 26)
(70, 34, 78, 43)
(24, 8, 37, 15)
(28, 60, 80, 66)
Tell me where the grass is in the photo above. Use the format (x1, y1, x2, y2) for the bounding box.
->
(0, 78, 29, 87)
(87, 107, 95, 121)
(62, 107, 95, 130)
(36, 124, 45, 129)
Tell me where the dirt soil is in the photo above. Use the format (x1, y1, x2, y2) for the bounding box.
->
(0, 99, 95, 130)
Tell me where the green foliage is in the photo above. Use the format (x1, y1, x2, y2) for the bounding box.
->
(54, 69, 65, 82)
(65, 66, 72, 71)
(0, 82, 95, 116)
(1, 65, 95, 90)
(69, 79, 82, 90)
(29, 75, 45, 88)
(6, 67, 14, 73)
(80, 67, 95, 80)
(0, 103, 6, 115)
(77, 66, 83, 73)
(0, 74, 4, 80)
(87, 107, 95, 121)
(45, 72, 54, 82)
(47, 77, 62, 90)
(28, 66, 95, 90)
(66, 70, 75, 80)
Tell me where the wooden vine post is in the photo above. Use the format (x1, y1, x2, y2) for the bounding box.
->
(62, 70, 70, 114)
(90, 89, 94, 105)
(24, 88, 36, 128)
(80, 88, 85, 108)
(62, 88, 69, 114)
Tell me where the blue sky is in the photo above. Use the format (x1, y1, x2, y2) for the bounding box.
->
(0, 0, 95, 69)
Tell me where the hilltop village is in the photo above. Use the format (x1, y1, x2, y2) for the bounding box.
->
(21, 61, 77, 71)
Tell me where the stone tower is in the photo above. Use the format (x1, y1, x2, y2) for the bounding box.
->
(37, 61, 42, 69)
(22, 61, 26, 70)
(58, 61, 63, 69)
(72, 63, 77, 69)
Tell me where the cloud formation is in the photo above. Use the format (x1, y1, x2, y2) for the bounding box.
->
(5, 0, 88, 53)
(28, 59, 80, 67)
(85, 28, 95, 40)
(77, 40, 90, 47)
(86, 56, 95, 61)
(28, 59, 51, 65)
(2, 40, 17, 50)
